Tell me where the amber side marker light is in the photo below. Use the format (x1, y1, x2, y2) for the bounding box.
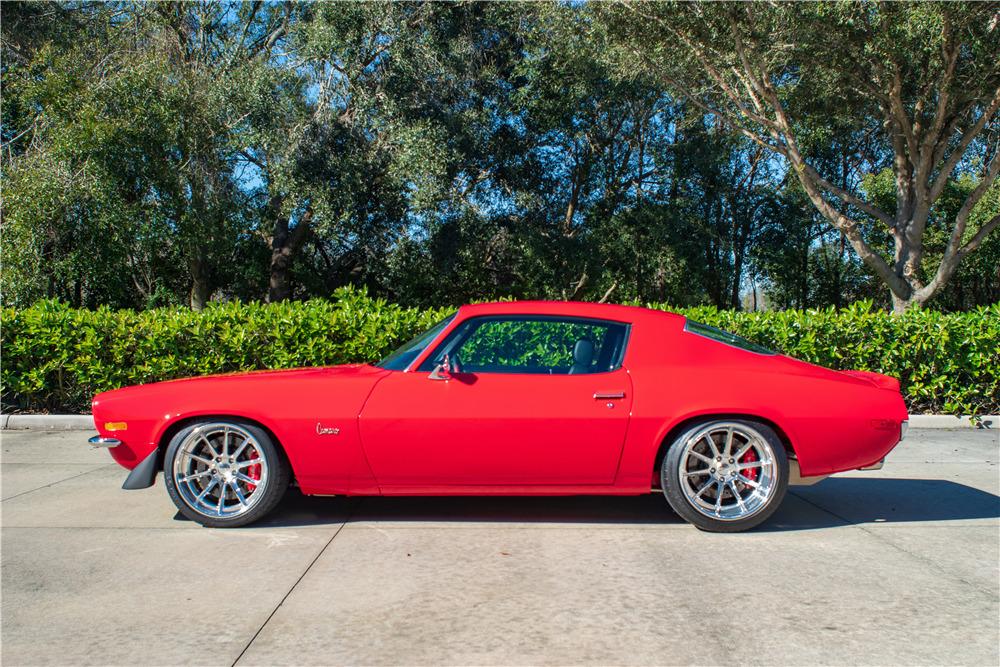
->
(104, 422, 128, 432)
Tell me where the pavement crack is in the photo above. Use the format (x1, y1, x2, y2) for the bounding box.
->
(231, 497, 360, 666)
(1, 464, 117, 502)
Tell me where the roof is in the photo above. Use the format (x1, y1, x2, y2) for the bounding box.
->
(457, 300, 685, 324)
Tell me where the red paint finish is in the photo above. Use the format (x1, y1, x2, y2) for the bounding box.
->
(359, 369, 633, 487)
(93, 365, 386, 495)
(92, 301, 907, 496)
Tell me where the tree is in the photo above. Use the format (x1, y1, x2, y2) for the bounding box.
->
(598, 2, 1000, 312)
(1, 2, 190, 308)
(1, 2, 282, 309)
(4, 2, 997, 312)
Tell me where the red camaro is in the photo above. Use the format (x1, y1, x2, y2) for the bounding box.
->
(89, 301, 907, 532)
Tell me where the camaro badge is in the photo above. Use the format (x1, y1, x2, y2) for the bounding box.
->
(316, 423, 340, 436)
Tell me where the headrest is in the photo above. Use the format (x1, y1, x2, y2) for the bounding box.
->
(573, 339, 595, 365)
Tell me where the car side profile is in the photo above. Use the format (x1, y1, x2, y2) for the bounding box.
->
(89, 301, 908, 532)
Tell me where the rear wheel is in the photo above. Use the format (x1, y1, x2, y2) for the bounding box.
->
(661, 419, 788, 532)
(164, 421, 289, 528)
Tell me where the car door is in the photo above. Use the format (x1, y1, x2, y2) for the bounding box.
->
(358, 315, 633, 488)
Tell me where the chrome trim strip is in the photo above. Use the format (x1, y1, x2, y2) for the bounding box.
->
(88, 436, 121, 448)
(593, 392, 625, 400)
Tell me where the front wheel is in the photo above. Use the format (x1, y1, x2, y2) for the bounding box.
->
(164, 420, 289, 528)
(661, 419, 788, 532)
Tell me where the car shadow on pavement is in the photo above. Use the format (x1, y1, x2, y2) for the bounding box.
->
(774, 477, 1000, 530)
(193, 477, 999, 531)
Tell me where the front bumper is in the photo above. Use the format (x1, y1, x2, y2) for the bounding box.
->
(88, 436, 121, 448)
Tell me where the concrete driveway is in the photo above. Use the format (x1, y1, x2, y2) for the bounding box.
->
(2, 428, 997, 666)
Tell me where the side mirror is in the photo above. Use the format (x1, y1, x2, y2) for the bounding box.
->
(428, 353, 453, 381)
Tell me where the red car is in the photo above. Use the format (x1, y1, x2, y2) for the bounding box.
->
(89, 301, 907, 532)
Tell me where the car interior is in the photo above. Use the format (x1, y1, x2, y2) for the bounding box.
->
(421, 316, 628, 375)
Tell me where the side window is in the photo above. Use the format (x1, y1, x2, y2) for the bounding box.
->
(419, 316, 628, 375)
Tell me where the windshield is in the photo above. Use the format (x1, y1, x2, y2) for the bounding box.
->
(684, 320, 774, 355)
(376, 313, 456, 370)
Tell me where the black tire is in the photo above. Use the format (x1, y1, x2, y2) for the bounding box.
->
(661, 419, 788, 533)
(163, 420, 290, 528)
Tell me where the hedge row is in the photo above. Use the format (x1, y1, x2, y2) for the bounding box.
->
(2, 288, 997, 415)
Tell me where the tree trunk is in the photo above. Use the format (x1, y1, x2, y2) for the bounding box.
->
(891, 291, 917, 314)
(730, 257, 742, 310)
(189, 256, 212, 311)
(267, 201, 312, 303)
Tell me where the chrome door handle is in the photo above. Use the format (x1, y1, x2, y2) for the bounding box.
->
(593, 392, 625, 400)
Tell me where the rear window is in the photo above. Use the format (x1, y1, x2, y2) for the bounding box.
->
(684, 320, 774, 355)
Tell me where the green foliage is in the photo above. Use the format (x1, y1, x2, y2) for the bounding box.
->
(3, 289, 995, 416)
(459, 319, 612, 372)
(1, 288, 448, 413)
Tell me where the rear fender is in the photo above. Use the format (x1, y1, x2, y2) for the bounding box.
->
(650, 410, 802, 475)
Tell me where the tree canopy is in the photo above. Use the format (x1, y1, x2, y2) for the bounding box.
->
(2, 1, 997, 312)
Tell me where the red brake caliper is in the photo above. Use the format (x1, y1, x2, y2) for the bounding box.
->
(245, 446, 262, 493)
(739, 448, 759, 483)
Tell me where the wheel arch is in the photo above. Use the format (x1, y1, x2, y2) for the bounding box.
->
(651, 412, 797, 482)
(155, 414, 292, 480)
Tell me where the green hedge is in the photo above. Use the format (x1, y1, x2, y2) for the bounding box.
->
(2, 288, 997, 415)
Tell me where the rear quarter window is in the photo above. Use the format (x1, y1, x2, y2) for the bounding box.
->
(684, 320, 774, 355)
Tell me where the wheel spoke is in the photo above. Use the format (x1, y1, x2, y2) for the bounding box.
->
(684, 468, 711, 477)
(199, 434, 220, 458)
(195, 478, 218, 503)
(737, 474, 760, 488)
(217, 485, 226, 513)
(723, 427, 734, 457)
(180, 470, 211, 483)
(235, 472, 259, 487)
(183, 451, 213, 466)
(688, 450, 713, 465)
(232, 437, 250, 459)
(703, 435, 720, 458)
(221, 427, 229, 457)
(695, 478, 715, 497)
(728, 480, 747, 512)
(714, 481, 725, 513)
(229, 480, 248, 507)
(733, 440, 753, 460)
(737, 460, 763, 470)
(235, 458, 263, 469)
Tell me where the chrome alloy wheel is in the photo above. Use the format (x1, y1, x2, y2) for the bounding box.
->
(172, 423, 269, 519)
(677, 422, 778, 521)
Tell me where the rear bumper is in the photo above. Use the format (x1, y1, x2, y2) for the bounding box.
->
(858, 458, 884, 471)
(855, 420, 906, 472)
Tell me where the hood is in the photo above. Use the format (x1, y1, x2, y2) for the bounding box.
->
(93, 363, 384, 404)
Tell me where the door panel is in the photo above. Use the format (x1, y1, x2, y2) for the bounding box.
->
(359, 369, 633, 487)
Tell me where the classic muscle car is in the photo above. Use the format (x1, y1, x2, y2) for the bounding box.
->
(89, 301, 908, 532)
